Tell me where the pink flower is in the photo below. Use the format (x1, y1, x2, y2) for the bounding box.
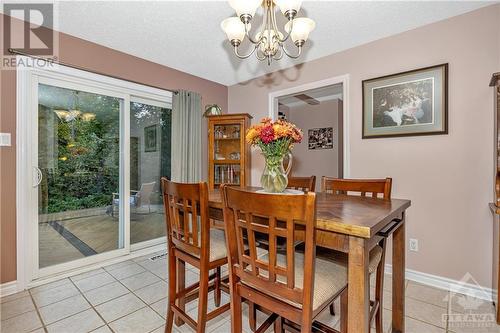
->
(259, 125, 275, 144)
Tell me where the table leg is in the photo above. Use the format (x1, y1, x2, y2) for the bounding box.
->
(392, 212, 406, 333)
(348, 236, 370, 333)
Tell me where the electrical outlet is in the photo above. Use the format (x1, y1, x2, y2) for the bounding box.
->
(409, 238, 419, 252)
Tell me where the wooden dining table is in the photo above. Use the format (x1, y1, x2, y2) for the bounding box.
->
(208, 187, 411, 333)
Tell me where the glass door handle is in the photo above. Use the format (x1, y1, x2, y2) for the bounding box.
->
(33, 166, 42, 187)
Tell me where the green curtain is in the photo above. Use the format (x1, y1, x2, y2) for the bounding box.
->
(171, 90, 202, 182)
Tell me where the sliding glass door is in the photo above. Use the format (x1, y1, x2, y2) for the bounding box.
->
(25, 65, 172, 279)
(129, 99, 171, 246)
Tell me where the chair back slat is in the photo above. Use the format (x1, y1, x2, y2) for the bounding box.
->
(287, 176, 316, 192)
(221, 185, 317, 309)
(161, 178, 210, 259)
(321, 177, 392, 199)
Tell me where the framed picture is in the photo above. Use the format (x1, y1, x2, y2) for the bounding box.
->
(362, 63, 448, 138)
(144, 125, 157, 152)
(308, 127, 334, 150)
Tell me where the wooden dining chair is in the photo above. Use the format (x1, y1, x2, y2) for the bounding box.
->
(221, 185, 348, 333)
(321, 176, 392, 333)
(161, 178, 230, 333)
(287, 176, 316, 192)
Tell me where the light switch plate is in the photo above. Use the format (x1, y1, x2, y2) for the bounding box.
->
(0, 133, 11, 147)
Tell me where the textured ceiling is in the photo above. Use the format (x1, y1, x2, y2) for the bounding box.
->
(33, 1, 497, 85)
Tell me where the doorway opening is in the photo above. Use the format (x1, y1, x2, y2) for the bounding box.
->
(269, 76, 349, 190)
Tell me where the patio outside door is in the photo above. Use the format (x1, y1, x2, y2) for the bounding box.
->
(21, 62, 172, 282)
(37, 82, 126, 270)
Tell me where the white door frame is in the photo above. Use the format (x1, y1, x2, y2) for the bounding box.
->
(16, 56, 171, 290)
(268, 74, 350, 178)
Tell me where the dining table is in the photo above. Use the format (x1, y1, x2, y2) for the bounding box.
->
(207, 187, 411, 333)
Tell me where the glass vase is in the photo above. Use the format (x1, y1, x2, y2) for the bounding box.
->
(260, 152, 293, 193)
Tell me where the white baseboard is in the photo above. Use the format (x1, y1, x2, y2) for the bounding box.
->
(0, 280, 19, 298)
(385, 264, 494, 302)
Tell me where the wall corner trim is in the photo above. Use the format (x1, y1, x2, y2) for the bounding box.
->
(0, 280, 19, 298)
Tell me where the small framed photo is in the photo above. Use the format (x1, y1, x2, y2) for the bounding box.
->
(144, 125, 157, 152)
(362, 63, 448, 138)
(308, 127, 333, 150)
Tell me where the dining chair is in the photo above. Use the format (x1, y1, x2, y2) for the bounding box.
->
(321, 176, 392, 333)
(287, 176, 316, 192)
(221, 185, 348, 333)
(161, 178, 230, 333)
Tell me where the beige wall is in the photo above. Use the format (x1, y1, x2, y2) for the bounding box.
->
(287, 99, 343, 190)
(229, 5, 500, 287)
(0, 14, 227, 283)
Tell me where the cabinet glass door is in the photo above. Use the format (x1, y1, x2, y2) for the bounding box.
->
(213, 123, 241, 186)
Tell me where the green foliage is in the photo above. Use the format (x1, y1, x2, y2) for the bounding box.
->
(44, 106, 120, 214)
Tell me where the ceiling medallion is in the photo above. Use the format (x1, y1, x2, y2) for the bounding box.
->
(221, 0, 315, 65)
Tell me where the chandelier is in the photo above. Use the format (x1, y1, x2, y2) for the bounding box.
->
(221, 0, 315, 65)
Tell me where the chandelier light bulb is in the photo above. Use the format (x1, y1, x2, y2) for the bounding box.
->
(285, 17, 315, 45)
(228, 0, 262, 19)
(274, 0, 302, 18)
(221, 17, 248, 45)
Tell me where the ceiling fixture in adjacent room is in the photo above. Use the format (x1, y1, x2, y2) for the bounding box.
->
(221, 0, 315, 65)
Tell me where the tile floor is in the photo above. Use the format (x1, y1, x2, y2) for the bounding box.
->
(1, 250, 499, 333)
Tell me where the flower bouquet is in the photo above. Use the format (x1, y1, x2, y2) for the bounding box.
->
(246, 117, 303, 193)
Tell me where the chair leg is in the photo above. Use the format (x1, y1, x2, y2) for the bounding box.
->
(248, 302, 257, 331)
(165, 251, 176, 333)
(231, 292, 243, 333)
(175, 258, 186, 326)
(329, 303, 335, 316)
(375, 239, 387, 333)
(214, 267, 221, 307)
(340, 289, 348, 333)
(274, 316, 283, 333)
(196, 267, 209, 333)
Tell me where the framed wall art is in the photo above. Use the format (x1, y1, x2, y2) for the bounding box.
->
(362, 63, 448, 138)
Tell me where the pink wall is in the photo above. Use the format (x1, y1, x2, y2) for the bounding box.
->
(228, 5, 500, 286)
(287, 99, 343, 190)
(0, 14, 227, 283)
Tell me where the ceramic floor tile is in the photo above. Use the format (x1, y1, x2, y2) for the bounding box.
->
(405, 297, 447, 329)
(90, 325, 114, 333)
(150, 297, 168, 318)
(136, 258, 167, 272)
(73, 271, 116, 292)
(0, 295, 36, 321)
(38, 294, 90, 325)
(120, 271, 161, 291)
(31, 282, 81, 307)
(83, 281, 129, 306)
(449, 292, 496, 314)
(108, 307, 164, 333)
(149, 266, 168, 280)
(95, 293, 146, 323)
(134, 280, 168, 304)
(406, 281, 449, 309)
(28, 328, 46, 333)
(46, 308, 104, 333)
(30, 278, 72, 295)
(0, 310, 43, 333)
(107, 263, 146, 280)
(0, 290, 30, 304)
(104, 260, 136, 272)
(70, 268, 107, 282)
(150, 324, 166, 333)
(405, 316, 445, 333)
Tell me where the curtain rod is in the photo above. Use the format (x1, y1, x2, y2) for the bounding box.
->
(8, 48, 179, 94)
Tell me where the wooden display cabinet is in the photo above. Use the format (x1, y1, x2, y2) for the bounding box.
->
(207, 114, 252, 190)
